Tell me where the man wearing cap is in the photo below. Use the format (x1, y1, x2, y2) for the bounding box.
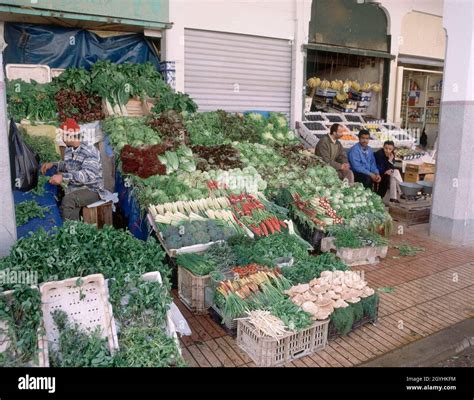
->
(41, 118, 110, 220)
(315, 123, 354, 185)
(348, 130, 381, 189)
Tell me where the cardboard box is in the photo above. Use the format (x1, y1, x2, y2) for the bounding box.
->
(404, 171, 419, 183)
(406, 162, 436, 175)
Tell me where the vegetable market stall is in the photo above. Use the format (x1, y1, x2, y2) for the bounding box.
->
(4, 59, 394, 367)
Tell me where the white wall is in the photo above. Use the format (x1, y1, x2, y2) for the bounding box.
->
(163, 0, 312, 126)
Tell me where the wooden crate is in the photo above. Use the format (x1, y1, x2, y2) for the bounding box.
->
(406, 162, 436, 175)
(389, 204, 430, 226)
(83, 201, 113, 229)
(177, 265, 211, 315)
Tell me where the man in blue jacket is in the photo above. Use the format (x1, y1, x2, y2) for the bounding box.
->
(348, 130, 381, 189)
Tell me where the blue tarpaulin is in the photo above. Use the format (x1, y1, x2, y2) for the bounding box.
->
(14, 168, 62, 239)
(4, 23, 160, 69)
(103, 136, 150, 241)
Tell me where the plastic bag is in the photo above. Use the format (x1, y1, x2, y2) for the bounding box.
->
(8, 119, 40, 191)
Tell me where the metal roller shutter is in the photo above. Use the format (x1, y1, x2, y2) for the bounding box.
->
(184, 29, 292, 115)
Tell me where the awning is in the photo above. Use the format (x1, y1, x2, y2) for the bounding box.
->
(397, 54, 444, 68)
(305, 43, 395, 60)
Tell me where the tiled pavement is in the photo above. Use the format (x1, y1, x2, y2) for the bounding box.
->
(173, 224, 474, 367)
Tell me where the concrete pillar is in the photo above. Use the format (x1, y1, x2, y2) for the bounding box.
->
(0, 51, 17, 256)
(162, 2, 185, 93)
(430, 0, 474, 244)
(290, 0, 312, 128)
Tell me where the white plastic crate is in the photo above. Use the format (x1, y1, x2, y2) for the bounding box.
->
(6, 64, 51, 83)
(40, 274, 119, 355)
(321, 237, 388, 266)
(51, 68, 65, 78)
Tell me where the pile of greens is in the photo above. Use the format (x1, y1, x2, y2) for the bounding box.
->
(176, 242, 238, 276)
(0, 222, 170, 323)
(159, 146, 196, 174)
(147, 110, 190, 149)
(21, 131, 60, 163)
(6, 80, 58, 122)
(28, 175, 51, 197)
(330, 294, 379, 336)
(185, 111, 224, 146)
(0, 222, 183, 367)
(282, 253, 348, 285)
(89, 61, 170, 108)
(49, 310, 114, 367)
(0, 287, 43, 367)
(329, 226, 388, 249)
(151, 91, 197, 114)
(114, 327, 185, 367)
(130, 172, 211, 207)
(103, 116, 161, 151)
(229, 233, 311, 267)
(15, 200, 48, 226)
(160, 220, 237, 249)
(176, 253, 216, 276)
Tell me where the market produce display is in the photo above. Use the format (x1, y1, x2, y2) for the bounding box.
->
(0, 222, 183, 367)
(3, 59, 397, 367)
(284, 270, 375, 321)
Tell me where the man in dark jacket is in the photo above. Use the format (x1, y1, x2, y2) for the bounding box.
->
(315, 123, 354, 185)
(374, 140, 402, 202)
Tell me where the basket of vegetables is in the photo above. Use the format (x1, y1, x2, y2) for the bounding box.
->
(236, 311, 329, 367)
(176, 254, 214, 314)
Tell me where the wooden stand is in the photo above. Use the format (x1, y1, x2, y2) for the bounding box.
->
(389, 198, 431, 226)
(83, 201, 113, 229)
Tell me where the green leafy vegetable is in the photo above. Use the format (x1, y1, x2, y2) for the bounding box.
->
(15, 200, 48, 226)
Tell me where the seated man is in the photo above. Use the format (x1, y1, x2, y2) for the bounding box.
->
(374, 140, 403, 202)
(348, 129, 381, 189)
(41, 118, 110, 220)
(315, 123, 354, 185)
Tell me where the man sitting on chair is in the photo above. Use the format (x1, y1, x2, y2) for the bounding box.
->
(41, 118, 111, 221)
(348, 129, 381, 189)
